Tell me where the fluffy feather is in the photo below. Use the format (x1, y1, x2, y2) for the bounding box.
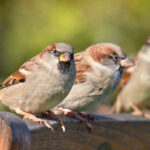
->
(0, 43, 76, 114)
(113, 37, 150, 113)
(55, 43, 133, 111)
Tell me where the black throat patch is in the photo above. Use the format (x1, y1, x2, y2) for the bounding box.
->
(57, 61, 71, 73)
(119, 66, 124, 75)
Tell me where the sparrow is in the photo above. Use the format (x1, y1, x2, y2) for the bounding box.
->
(0, 43, 76, 131)
(113, 37, 150, 118)
(53, 43, 134, 130)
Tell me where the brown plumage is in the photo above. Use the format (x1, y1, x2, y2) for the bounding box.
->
(74, 53, 91, 84)
(88, 44, 125, 63)
(0, 43, 76, 131)
(1, 71, 25, 89)
(53, 43, 133, 131)
(116, 64, 134, 93)
(116, 53, 138, 92)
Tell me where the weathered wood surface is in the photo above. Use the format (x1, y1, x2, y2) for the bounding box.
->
(0, 112, 31, 150)
(26, 114, 150, 150)
(1, 111, 150, 150)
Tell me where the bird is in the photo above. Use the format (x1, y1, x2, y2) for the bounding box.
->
(113, 37, 150, 118)
(53, 43, 134, 130)
(0, 43, 76, 131)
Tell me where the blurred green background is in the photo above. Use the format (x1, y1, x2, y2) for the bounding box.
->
(0, 0, 150, 111)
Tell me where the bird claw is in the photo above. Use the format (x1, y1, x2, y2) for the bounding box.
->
(78, 112, 95, 121)
(24, 115, 54, 131)
(131, 104, 150, 119)
(143, 113, 150, 119)
(41, 120, 54, 132)
(56, 107, 93, 132)
(41, 110, 65, 132)
(61, 125, 66, 132)
(85, 122, 92, 132)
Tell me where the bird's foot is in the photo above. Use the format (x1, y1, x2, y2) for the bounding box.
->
(41, 110, 65, 132)
(131, 104, 143, 116)
(131, 104, 150, 119)
(15, 109, 54, 131)
(78, 112, 95, 121)
(143, 112, 150, 119)
(57, 107, 92, 132)
(24, 114, 54, 131)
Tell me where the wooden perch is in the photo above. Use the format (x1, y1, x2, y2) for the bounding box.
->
(0, 111, 150, 150)
(0, 112, 31, 150)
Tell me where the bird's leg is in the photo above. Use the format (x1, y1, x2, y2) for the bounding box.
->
(15, 108, 54, 131)
(143, 112, 150, 119)
(78, 112, 95, 121)
(56, 107, 92, 132)
(131, 104, 144, 116)
(41, 110, 65, 132)
(131, 104, 150, 119)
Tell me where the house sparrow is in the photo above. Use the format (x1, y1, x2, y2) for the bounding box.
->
(113, 37, 150, 118)
(53, 43, 133, 130)
(0, 43, 76, 131)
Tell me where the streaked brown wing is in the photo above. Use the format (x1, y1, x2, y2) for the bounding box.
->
(0, 51, 40, 90)
(74, 52, 90, 84)
(0, 71, 25, 89)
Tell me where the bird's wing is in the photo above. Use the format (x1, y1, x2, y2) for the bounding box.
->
(0, 55, 39, 89)
(0, 71, 26, 89)
(74, 52, 90, 84)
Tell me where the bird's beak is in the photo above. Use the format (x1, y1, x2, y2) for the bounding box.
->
(59, 52, 71, 62)
(120, 58, 135, 67)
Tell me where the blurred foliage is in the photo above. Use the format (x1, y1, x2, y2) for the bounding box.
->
(0, 0, 150, 110)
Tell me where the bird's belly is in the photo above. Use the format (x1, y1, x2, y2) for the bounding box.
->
(22, 81, 68, 113)
(77, 95, 104, 111)
(25, 91, 65, 113)
(1, 78, 68, 114)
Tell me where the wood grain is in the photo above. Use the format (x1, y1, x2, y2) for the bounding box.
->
(1, 111, 150, 150)
(25, 114, 150, 150)
(0, 112, 31, 150)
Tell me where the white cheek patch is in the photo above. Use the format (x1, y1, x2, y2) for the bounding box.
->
(40, 55, 58, 67)
(94, 62, 113, 75)
(38, 55, 60, 75)
(19, 69, 31, 75)
(88, 56, 112, 72)
(90, 57, 121, 79)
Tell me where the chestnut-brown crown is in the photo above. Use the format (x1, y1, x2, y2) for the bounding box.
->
(87, 43, 126, 63)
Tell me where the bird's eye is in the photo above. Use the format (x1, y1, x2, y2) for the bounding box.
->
(53, 49, 57, 53)
(112, 54, 119, 61)
(50, 49, 61, 56)
(50, 49, 57, 53)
